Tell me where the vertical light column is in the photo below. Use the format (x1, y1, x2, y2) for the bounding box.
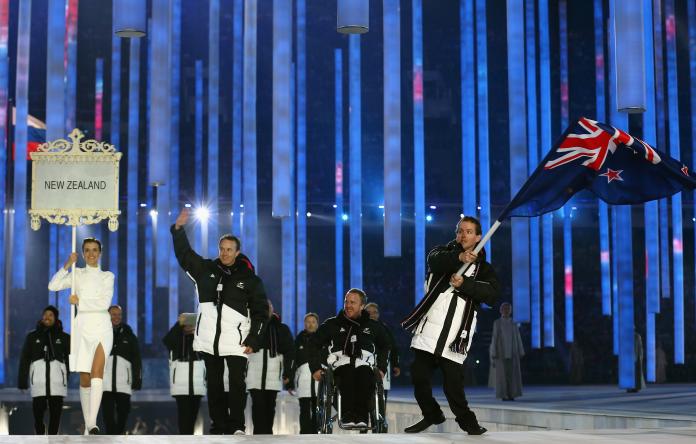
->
(282, 69, 296, 333)
(460, 0, 475, 216)
(207, 0, 220, 258)
(47, 0, 66, 305)
(643, 0, 659, 382)
(688, 0, 696, 332)
(296, 0, 307, 332)
(507, 0, 530, 323)
(150, 0, 171, 288)
(126, 38, 141, 334)
(12, 0, 31, 289)
(0, 0, 8, 384)
(384, 0, 401, 257)
(559, 0, 573, 342)
(665, 0, 684, 363)
(525, 0, 541, 348)
(349, 34, 363, 289)
(335, 49, 345, 311)
(243, 0, 259, 265)
(145, 187, 153, 344)
(109, 11, 121, 304)
(194, 60, 204, 253)
(539, 0, 554, 347)
(595, 0, 611, 317)
(412, 0, 425, 304)
(231, 0, 243, 235)
(475, 0, 490, 249)
(563, 207, 573, 343)
(95, 59, 104, 140)
(273, 0, 292, 219)
(169, 0, 181, 326)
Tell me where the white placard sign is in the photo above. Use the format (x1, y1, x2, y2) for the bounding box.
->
(29, 128, 122, 231)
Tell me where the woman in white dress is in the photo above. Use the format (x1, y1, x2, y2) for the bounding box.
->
(48, 238, 114, 434)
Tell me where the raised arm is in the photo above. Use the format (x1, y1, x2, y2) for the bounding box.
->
(171, 208, 207, 282)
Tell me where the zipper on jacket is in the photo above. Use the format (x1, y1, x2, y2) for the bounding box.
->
(112, 355, 118, 392)
(212, 277, 224, 356)
(44, 346, 51, 397)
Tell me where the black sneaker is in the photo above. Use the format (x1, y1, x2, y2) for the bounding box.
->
(404, 415, 446, 433)
(463, 425, 487, 435)
(88, 426, 100, 435)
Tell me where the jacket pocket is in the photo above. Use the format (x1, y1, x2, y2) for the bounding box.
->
(30, 370, 34, 386)
(60, 368, 66, 386)
(237, 323, 243, 345)
(127, 368, 131, 385)
(172, 367, 177, 384)
(196, 313, 202, 335)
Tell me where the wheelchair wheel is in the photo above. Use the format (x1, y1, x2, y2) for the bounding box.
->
(316, 369, 334, 434)
(372, 368, 389, 433)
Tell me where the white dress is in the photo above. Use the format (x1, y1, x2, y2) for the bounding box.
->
(48, 266, 115, 373)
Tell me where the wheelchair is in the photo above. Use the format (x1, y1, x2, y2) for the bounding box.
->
(315, 363, 388, 434)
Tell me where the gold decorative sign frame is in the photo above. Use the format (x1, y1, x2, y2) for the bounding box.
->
(29, 128, 122, 231)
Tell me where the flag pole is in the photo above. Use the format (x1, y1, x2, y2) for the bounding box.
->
(70, 225, 76, 369)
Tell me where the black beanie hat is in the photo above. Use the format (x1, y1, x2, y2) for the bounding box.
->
(42, 305, 59, 320)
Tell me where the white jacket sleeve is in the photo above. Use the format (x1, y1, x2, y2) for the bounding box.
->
(48, 268, 72, 292)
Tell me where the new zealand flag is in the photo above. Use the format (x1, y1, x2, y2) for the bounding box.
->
(498, 117, 696, 219)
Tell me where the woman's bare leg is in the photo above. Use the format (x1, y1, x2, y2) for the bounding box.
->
(91, 344, 105, 379)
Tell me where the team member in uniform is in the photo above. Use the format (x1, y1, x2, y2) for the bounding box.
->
(401, 216, 498, 435)
(171, 208, 269, 435)
(18, 306, 70, 435)
(163, 313, 207, 434)
(291, 312, 321, 434)
(101, 305, 142, 434)
(245, 301, 294, 434)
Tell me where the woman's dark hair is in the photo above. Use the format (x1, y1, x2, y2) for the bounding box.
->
(82, 237, 102, 252)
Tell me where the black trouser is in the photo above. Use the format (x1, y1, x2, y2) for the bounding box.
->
(299, 397, 318, 433)
(101, 391, 131, 434)
(334, 365, 374, 422)
(249, 389, 278, 434)
(31, 396, 63, 435)
(410, 349, 479, 429)
(174, 395, 202, 434)
(202, 353, 247, 434)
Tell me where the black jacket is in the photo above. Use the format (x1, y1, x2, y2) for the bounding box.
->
(290, 330, 327, 387)
(379, 320, 400, 369)
(163, 322, 201, 362)
(171, 224, 268, 353)
(110, 323, 142, 390)
(308, 310, 389, 374)
(18, 321, 70, 390)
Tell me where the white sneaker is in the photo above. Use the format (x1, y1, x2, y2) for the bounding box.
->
(232, 430, 246, 435)
(355, 421, 367, 428)
(342, 420, 356, 427)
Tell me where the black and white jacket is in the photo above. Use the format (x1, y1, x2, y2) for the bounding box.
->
(291, 330, 325, 398)
(104, 323, 142, 395)
(309, 310, 389, 374)
(402, 240, 499, 364)
(18, 321, 70, 398)
(171, 225, 269, 357)
(245, 314, 294, 391)
(163, 322, 206, 397)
